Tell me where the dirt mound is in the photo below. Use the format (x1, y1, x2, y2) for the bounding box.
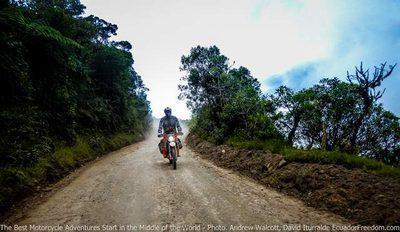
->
(187, 133, 400, 225)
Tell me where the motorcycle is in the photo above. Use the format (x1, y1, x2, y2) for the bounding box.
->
(158, 132, 183, 169)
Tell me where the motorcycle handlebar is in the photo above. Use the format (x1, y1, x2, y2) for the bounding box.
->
(157, 132, 183, 137)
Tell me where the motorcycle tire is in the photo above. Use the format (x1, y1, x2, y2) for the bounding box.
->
(172, 147, 177, 170)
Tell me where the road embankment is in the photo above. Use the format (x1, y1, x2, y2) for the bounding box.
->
(186, 133, 400, 225)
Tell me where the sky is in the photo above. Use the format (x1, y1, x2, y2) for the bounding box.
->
(81, 0, 400, 119)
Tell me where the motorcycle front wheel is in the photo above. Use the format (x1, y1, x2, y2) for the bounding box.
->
(171, 147, 177, 170)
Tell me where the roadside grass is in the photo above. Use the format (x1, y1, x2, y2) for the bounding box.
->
(226, 138, 400, 177)
(0, 132, 141, 213)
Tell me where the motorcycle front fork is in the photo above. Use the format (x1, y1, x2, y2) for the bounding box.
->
(167, 146, 178, 160)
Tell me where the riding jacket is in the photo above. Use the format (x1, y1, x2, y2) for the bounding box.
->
(158, 116, 182, 134)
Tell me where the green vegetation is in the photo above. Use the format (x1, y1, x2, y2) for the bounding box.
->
(179, 46, 282, 144)
(227, 138, 400, 177)
(0, 132, 141, 211)
(0, 0, 151, 211)
(179, 45, 399, 176)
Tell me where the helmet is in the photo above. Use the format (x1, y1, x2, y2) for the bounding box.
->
(164, 107, 172, 116)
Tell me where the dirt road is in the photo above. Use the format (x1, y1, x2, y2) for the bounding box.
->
(12, 125, 348, 231)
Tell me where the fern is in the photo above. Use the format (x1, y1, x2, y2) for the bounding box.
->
(0, 8, 82, 49)
(26, 22, 82, 48)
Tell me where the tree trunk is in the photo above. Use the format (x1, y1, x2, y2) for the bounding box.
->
(321, 122, 327, 150)
(288, 115, 300, 146)
(307, 140, 314, 150)
(349, 109, 369, 154)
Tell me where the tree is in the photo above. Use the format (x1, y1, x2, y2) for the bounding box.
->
(179, 45, 229, 112)
(308, 78, 361, 151)
(359, 105, 400, 165)
(272, 75, 399, 165)
(179, 45, 280, 143)
(0, 0, 151, 166)
(271, 86, 315, 146)
(179, 46, 399, 166)
(12, 0, 86, 16)
(346, 62, 396, 153)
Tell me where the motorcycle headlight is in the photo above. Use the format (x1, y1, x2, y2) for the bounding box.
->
(168, 136, 175, 142)
(169, 142, 176, 147)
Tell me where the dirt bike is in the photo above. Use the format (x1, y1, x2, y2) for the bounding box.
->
(158, 132, 183, 169)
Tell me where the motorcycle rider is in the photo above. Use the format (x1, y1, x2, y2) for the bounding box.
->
(158, 107, 183, 157)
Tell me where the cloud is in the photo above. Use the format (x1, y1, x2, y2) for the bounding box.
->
(261, 0, 400, 114)
(81, 0, 400, 117)
(263, 62, 317, 91)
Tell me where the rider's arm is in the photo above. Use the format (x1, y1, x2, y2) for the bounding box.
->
(175, 117, 182, 133)
(158, 118, 164, 134)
